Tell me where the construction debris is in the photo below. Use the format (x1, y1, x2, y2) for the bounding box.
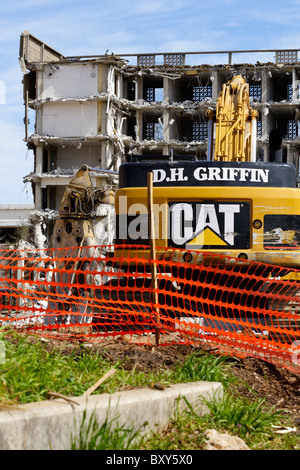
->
(204, 429, 250, 450)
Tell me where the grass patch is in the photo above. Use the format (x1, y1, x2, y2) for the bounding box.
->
(142, 393, 298, 450)
(203, 393, 281, 440)
(0, 329, 299, 450)
(0, 331, 236, 404)
(169, 351, 236, 387)
(71, 408, 147, 450)
(0, 330, 118, 403)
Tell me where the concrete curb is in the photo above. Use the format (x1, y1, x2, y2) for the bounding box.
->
(0, 381, 222, 450)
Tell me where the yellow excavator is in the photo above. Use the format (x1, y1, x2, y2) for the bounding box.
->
(47, 75, 300, 341)
(50, 76, 300, 270)
(114, 75, 300, 270)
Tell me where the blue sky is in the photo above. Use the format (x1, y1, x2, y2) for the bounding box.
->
(0, 0, 300, 205)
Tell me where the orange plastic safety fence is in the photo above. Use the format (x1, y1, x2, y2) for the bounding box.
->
(1, 244, 300, 373)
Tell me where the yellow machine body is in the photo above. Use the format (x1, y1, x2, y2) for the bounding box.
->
(115, 184, 300, 268)
(115, 76, 300, 269)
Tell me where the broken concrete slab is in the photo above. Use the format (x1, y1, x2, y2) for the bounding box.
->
(0, 380, 222, 450)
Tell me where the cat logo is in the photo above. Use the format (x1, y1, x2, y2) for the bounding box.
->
(169, 201, 250, 250)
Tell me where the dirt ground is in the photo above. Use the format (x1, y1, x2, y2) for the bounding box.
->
(31, 332, 300, 421)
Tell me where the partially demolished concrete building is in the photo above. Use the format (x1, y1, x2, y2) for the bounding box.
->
(19, 32, 300, 247)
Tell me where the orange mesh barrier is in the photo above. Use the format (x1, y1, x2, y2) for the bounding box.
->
(1, 244, 300, 374)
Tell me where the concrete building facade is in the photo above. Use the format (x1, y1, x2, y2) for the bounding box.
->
(0, 204, 34, 246)
(19, 32, 300, 246)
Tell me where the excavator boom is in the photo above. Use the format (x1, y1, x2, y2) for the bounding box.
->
(206, 75, 258, 162)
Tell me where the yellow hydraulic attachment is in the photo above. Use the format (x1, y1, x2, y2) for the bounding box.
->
(206, 75, 258, 162)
